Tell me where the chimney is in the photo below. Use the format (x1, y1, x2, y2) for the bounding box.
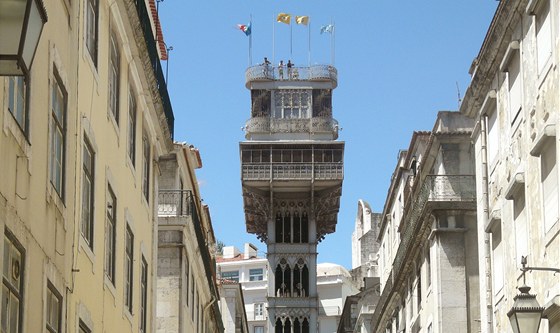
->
(244, 243, 258, 259)
(223, 246, 240, 259)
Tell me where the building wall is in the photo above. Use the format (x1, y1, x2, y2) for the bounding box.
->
(461, 1, 560, 331)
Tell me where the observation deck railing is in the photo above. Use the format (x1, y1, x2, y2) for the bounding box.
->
(241, 162, 343, 181)
(245, 64, 337, 87)
(244, 117, 339, 138)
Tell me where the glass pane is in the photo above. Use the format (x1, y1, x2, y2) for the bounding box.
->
(9, 294, 19, 333)
(11, 248, 21, 289)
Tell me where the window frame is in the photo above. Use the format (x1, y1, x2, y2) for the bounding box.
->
(46, 281, 62, 333)
(2, 230, 25, 333)
(272, 89, 311, 119)
(140, 257, 148, 333)
(221, 271, 239, 282)
(127, 91, 137, 166)
(540, 139, 558, 233)
(249, 268, 264, 281)
(81, 137, 95, 248)
(79, 320, 91, 333)
(534, 0, 552, 74)
(7, 76, 29, 136)
(108, 31, 121, 124)
(85, 0, 99, 66)
(49, 71, 67, 199)
(105, 185, 117, 284)
(124, 225, 134, 313)
(142, 134, 150, 202)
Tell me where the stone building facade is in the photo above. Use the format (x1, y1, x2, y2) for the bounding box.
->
(370, 112, 479, 333)
(460, 0, 560, 331)
(156, 143, 223, 332)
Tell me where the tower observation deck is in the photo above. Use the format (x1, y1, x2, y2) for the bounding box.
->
(240, 62, 344, 333)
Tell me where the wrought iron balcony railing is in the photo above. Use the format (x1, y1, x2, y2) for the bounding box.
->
(245, 64, 337, 86)
(241, 163, 344, 181)
(158, 190, 193, 217)
(133, 0, 174, 138)
(244, 117, 339, 138)
(371, 175, 476, 329)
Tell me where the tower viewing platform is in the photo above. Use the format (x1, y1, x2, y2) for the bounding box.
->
(245, 64, 338, 88)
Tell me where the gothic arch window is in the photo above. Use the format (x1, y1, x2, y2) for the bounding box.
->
(275, 208, 309, 244)
(283, 212, 291, 243)
(275, 212, 283, 243)
(275, 318, 283, 333)
(302, 212, 309, 242)
(275, 259, 291, 297)
(293, 211, 301, 243)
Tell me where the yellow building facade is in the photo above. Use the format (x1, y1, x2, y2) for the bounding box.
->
(0, 0, 204, 332)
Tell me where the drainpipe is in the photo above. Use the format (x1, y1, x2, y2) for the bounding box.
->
(478, 96, 494, 333)
(202, 295, 217, 333)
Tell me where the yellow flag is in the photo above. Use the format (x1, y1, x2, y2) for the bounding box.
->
(277, 13, 291, 25)
(295, 16, 309, 26)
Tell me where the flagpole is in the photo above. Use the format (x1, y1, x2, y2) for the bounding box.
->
(308, 21, 311, 66)
(333, 20, 336, 65)
(272, 14, 275, 66)
(330, 18, 334, 65)
(290, 21, 293, 59)
(249, 14, 253, 66)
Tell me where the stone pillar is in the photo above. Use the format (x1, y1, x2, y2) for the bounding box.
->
(435, 230, 468, 333)
(222, 289, 238, 333)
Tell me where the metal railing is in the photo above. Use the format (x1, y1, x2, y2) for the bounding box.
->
(158, 190, 193, 216)
(133, 0, 174, 138)
(241, 163, 344, 181)
(245, 64, 338, 85)
(372, 175, 476, 330)
(245, 117, 339, 137)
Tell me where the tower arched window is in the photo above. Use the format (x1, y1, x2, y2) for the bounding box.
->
(275, 212, 283, 243)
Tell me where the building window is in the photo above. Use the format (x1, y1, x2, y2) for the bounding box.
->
(254, 303, 264, 320)
(108, 32, 120, 123)
(50, 73, 67, 198)
(2, 231, 25, 333)
(81, 137, 95, 248)
(78, 320, 91, 333)
(254, 326, 264, 333)
(541, 139, 558, 233)
(86, 0, 98, 65)
(105, 185, 117, 283)
(506, 50, 522, 125)
(221, 271, 239, 282)
(513, 192, 528, 265)
(46, 282, 62, 333)
(127, 92, 137, 166)
(535, 0, 552, 73)
(7, 76, 27, 134)
(125, 225, 134, 313)
(273, 89, 310, 119)
(185, 258, 189, 306)
(491, 223, 504, 294)
(249, 268, 264, 281)
(191, 280, 195, 321)
(486, 100, 499, 166)
(142, 134, 150, 202)
(425, 247, 431, 288)
(416, 266, 421, 311)
(140, 257, 148, 333)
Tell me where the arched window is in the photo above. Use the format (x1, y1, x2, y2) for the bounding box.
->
(275, 212, 283, 243)
(283, 212, 291, 243)
(283, 318, 292, 333)
(293, 211, 301, 243)
(301, 212, 309, 242)
(294, 318, 301, 333)
(275, 259, 290, 297)
(275, 318, 283, 333)
(302, 318, 309, 333)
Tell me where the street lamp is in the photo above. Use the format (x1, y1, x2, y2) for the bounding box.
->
(0, 0, 48, 75)
(508, 256, 560, 333)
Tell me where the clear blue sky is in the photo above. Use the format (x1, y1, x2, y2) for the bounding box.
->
(158, 1, 498, 269)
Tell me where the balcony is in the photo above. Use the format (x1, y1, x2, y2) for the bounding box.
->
(158, 190, 193, 217)
(241, 163, 343, 182)
(371, 175, 475, 330)
(245, 64, 338, 88)
(244, 117, 339, 139)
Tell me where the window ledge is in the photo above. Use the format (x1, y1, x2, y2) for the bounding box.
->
(545, 219, 559, 247)
(543, 295, 560, 322)
(485, 209, 502, 233)
(505, 171, 525, 200)
(103, 275, 118, 306)
(78, 236, 96, 274)
(500, 41, 520, 72)
(530, 123, 556, 156)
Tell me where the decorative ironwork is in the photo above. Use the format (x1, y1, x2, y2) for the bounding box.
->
(371, 175, 476, 330)
(128, 0, 174, 138)
(245, 117, 339, 137)
(245, 64, 337, 85)
(242, 163, 343, 181)
(158, 190, 193, 216)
